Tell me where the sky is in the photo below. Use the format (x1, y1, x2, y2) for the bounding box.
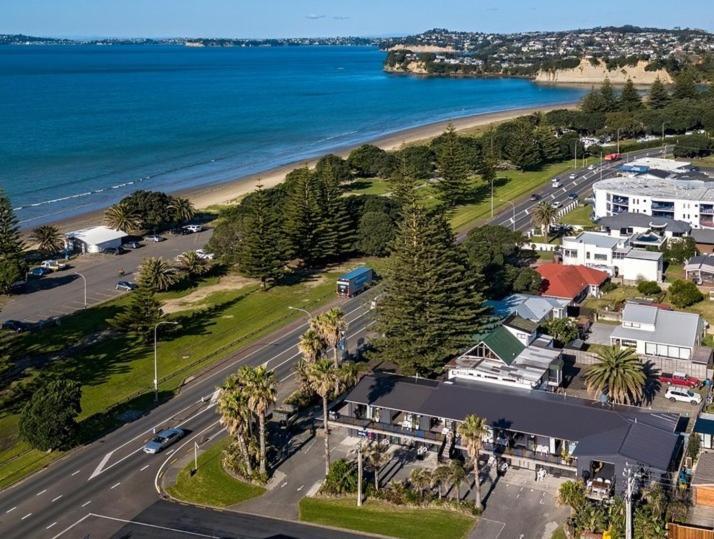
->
(3, 0, 713, 39)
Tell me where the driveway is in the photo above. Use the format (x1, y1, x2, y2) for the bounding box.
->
(0, 229, 212, 323)
(586, 322, 614, 346)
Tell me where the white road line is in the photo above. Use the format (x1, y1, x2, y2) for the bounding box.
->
(87, 513, 220, 538)
(36, 489, 47, 496)
(90, 452, 113, 479)
(110, 482, 121, 489)
(140, 464, 150, 471)
(46, 522, 57, 529)
(21, 513, 32, 520)
(81, 500, 92, 507)
(297, 485, 304, 492)
(71, 469, 80, 476)
(6, 506, 16, 513)
(52, 495, 63, 502)
(50, 512, 92, 539)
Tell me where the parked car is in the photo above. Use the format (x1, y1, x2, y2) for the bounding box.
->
(143, 428, 185, 454)
(103, 247, 125, 255)
(567, 193, 578, 200)
(40, 260, 68, 271)
(170, 228, 191, 236)
(123, 241, 142, 249)
(659, 372, 700, 388)
(195, 249, 215, 261)
(115, 281, 137, 291)
(2, 320, 28, 333)
(183, 224, 203, 233)
(665, 386, 701, 405)
(28, 267, 50, 278)
(529, 193, 540, 202)
(146, 235, 166, 243)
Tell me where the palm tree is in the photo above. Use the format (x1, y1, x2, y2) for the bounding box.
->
(337, 361, 361, 393)
(432, 465, 451, 499)
(584, 346, 646, 405)
(307, 359, 339, 476)
(31, 225, 63, 256)
(243, 366, 277, 478)
(298, 328, 327, 363)
(311, 308, 346, 367)
(531, 201, 558, 243)
(104, 202, 140, 233)
(458, 414, 489, 511)
(177, 251, 209, 278)
(366, 443, 390, 491)
(409, 467, 432, 499)
(169, 197, 195, 224)
(217, 375, 253, 477)
(449, 459, 466, 501)
(137, 257, 178, 292)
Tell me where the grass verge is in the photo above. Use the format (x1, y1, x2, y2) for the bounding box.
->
(560, 204, 594, 228)
(167, 439, 264, 507)
(299, 497, 476, 539)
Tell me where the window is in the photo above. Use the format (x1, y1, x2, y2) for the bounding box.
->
(594, 254, 608, 261)
(621, 339, 637, 348)
(586, 252, 591, 259)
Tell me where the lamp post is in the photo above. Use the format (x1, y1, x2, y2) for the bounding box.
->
(499, 199, 517, 231)
(73, 272, 87, 309)
(154, 321, 178, 402)
(661, 121, 668, 156)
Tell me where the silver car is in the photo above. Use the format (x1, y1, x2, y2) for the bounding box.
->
(143, 428, 185, 454)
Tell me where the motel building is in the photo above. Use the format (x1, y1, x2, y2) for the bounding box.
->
(329, 373, 683, 499)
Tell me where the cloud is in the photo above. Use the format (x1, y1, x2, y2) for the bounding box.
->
(306, 14, 326, 20)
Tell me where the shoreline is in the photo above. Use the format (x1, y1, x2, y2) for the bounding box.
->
(35, 101, 578, 234)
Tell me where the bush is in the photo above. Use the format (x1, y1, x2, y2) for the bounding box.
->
(321, 459, 358, 495)
(19, 377, 82, 451)
(637, 281, 662, 296)
(600, 281, 618, 294)
(668, 279, 704, 308)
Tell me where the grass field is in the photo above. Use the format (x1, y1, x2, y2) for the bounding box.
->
(299, 497, 476, 539)
(167, 439, 265, 507)
(560, 204, 595, 228)
(0, 257, 385, 489)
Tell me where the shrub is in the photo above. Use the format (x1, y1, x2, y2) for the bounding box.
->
(668, 279, 704, 308)
(637, 281, 662, 296)
(321, 459, 358, 495)
(600, 281, 618, 294)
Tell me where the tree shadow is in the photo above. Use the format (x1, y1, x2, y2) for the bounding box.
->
(641, 360, 661, 405)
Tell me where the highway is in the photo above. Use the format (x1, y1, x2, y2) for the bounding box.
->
(0, 146, 666, 538)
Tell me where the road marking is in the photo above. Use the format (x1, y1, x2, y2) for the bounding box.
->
(281, 481, 288, 488)
(71, 469, 81, 476)
(90, 452, 113, 479)
(140, 464, 150, 471)
(6, 506, 16, 513)
(81, 500, 92, 507)
(297, 484, 304, 492)
(110, 482, 121, 489)
(46, 522, 57, 529)
(36, 489, 47, 496)
(21, 513, 31, 520)
(52, 495, 63, 502)
(50, 512, 92, 539)
(83, 513, 220, 538)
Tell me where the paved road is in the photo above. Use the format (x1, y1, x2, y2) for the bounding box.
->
(0, 146, 666, 539)
(0, 229, 212, 323)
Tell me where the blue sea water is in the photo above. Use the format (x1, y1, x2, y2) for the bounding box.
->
(0, 45, 586, 226)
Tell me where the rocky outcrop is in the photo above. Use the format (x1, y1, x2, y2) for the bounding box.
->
(535, 58, 672, 84)
(384, 61, 429, 74)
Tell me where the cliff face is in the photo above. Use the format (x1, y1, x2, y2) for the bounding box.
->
(535, 58, 672, 84)
(385, 61, 429, 74)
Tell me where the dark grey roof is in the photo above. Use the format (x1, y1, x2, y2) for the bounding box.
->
(693, 452, 714, 485)
(344, 374, 680, 471)
(596, 212, 690, 234)
(693, 229, 714, 244)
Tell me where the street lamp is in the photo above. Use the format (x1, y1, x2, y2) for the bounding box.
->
(288, 306, 312, 320)
(616, 128, 622, 154)
(661, 121, 668, 156)
(498, 199, 517, 231)
(73, 272, 87, 309)
(154, 321, 178, 402)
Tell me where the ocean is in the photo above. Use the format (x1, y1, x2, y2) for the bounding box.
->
(0, 45, 586, 227)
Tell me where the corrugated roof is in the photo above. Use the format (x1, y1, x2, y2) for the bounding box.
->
(486, 294, 568, 323)
(480, 326, 525, 365)
(613, 302, 702, 349)
(693, 452, 714, 486)
(596, 212, 691, 234)
(694, 416, 714, 437)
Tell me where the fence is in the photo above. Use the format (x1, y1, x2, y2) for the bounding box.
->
(668, 523, 714, 539)
(564, 350, 711, 379)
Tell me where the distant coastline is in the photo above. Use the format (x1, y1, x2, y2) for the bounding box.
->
(39, 101, 578, 235)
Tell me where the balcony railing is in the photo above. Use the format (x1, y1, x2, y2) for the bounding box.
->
(477, 441, 573, 467)
(651, 202, 674, 210)
(329, 414, 445, 444)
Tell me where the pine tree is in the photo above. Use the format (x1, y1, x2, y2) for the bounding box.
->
(580, 87, 606, 113)
(236, 184, 286, 288)
(648, 77, 670, 109)
(111, 285, 164, 342)
(0, 190, 26, 294)
(283, 168, 328, 266)
(599, 78, 617, 112)
(507, 121, 544, 170)
(435, 125, 472, 207)
(619, 78, 642, 111)
(373, 203, 490, 375)
(316, 163, 354, 259)
(533, 125, 561, 161)
(672, 69, 699, 100)
(389, 154, 419, 209)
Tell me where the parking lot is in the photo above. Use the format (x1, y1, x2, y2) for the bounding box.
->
(0, 228, 212, 323)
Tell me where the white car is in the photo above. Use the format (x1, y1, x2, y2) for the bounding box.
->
(40, 260, 68, 271)
(195, 249, 215, 261)
(552, 201, 562, 209)
(665, 386, 701, 405)
(569, 173, 577, 180)
(183, 224, 203, 233)
(551, 179, 561, 188)
(587, 164, 595, 171)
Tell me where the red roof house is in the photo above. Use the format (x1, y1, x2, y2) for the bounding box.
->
(536, 264, 609, 303)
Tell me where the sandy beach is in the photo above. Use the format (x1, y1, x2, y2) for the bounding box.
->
(42, 101, 578, 234)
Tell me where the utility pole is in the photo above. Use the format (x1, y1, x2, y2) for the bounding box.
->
(617, 128, 622, 154)
(194, 441, 199, 473)
(624, 462, 634, 539)
(573, 142, 577, 169)
(357, 442, 363, 507)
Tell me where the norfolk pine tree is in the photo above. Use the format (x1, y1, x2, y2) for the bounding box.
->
(435, 125, 472, 206)
(316, 162, 354, 259)
(111, 284, 164, 342)
(283, 167, 328, 266)
(0, 189, 26, 293)
(374, 203, 490, 375)
(648, 77, 669, 109)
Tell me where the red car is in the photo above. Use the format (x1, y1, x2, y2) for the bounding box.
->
(658, 372, 700, 388)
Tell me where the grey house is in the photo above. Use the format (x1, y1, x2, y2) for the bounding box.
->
(331, 374, 682, 496)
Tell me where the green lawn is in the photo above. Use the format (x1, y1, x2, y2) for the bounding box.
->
(664, 263, 685, 283)
(560, 204, 595, 228)
(299, 497, 476, 539)
(167, 439, 265, 507)
(551, 526, 567, 539)
(580, 285, 641, 312)
(344, 178, 391, 196)
(0, 257, 384, 489)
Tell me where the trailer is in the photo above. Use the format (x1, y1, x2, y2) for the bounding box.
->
(337, 266, 373, 297)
